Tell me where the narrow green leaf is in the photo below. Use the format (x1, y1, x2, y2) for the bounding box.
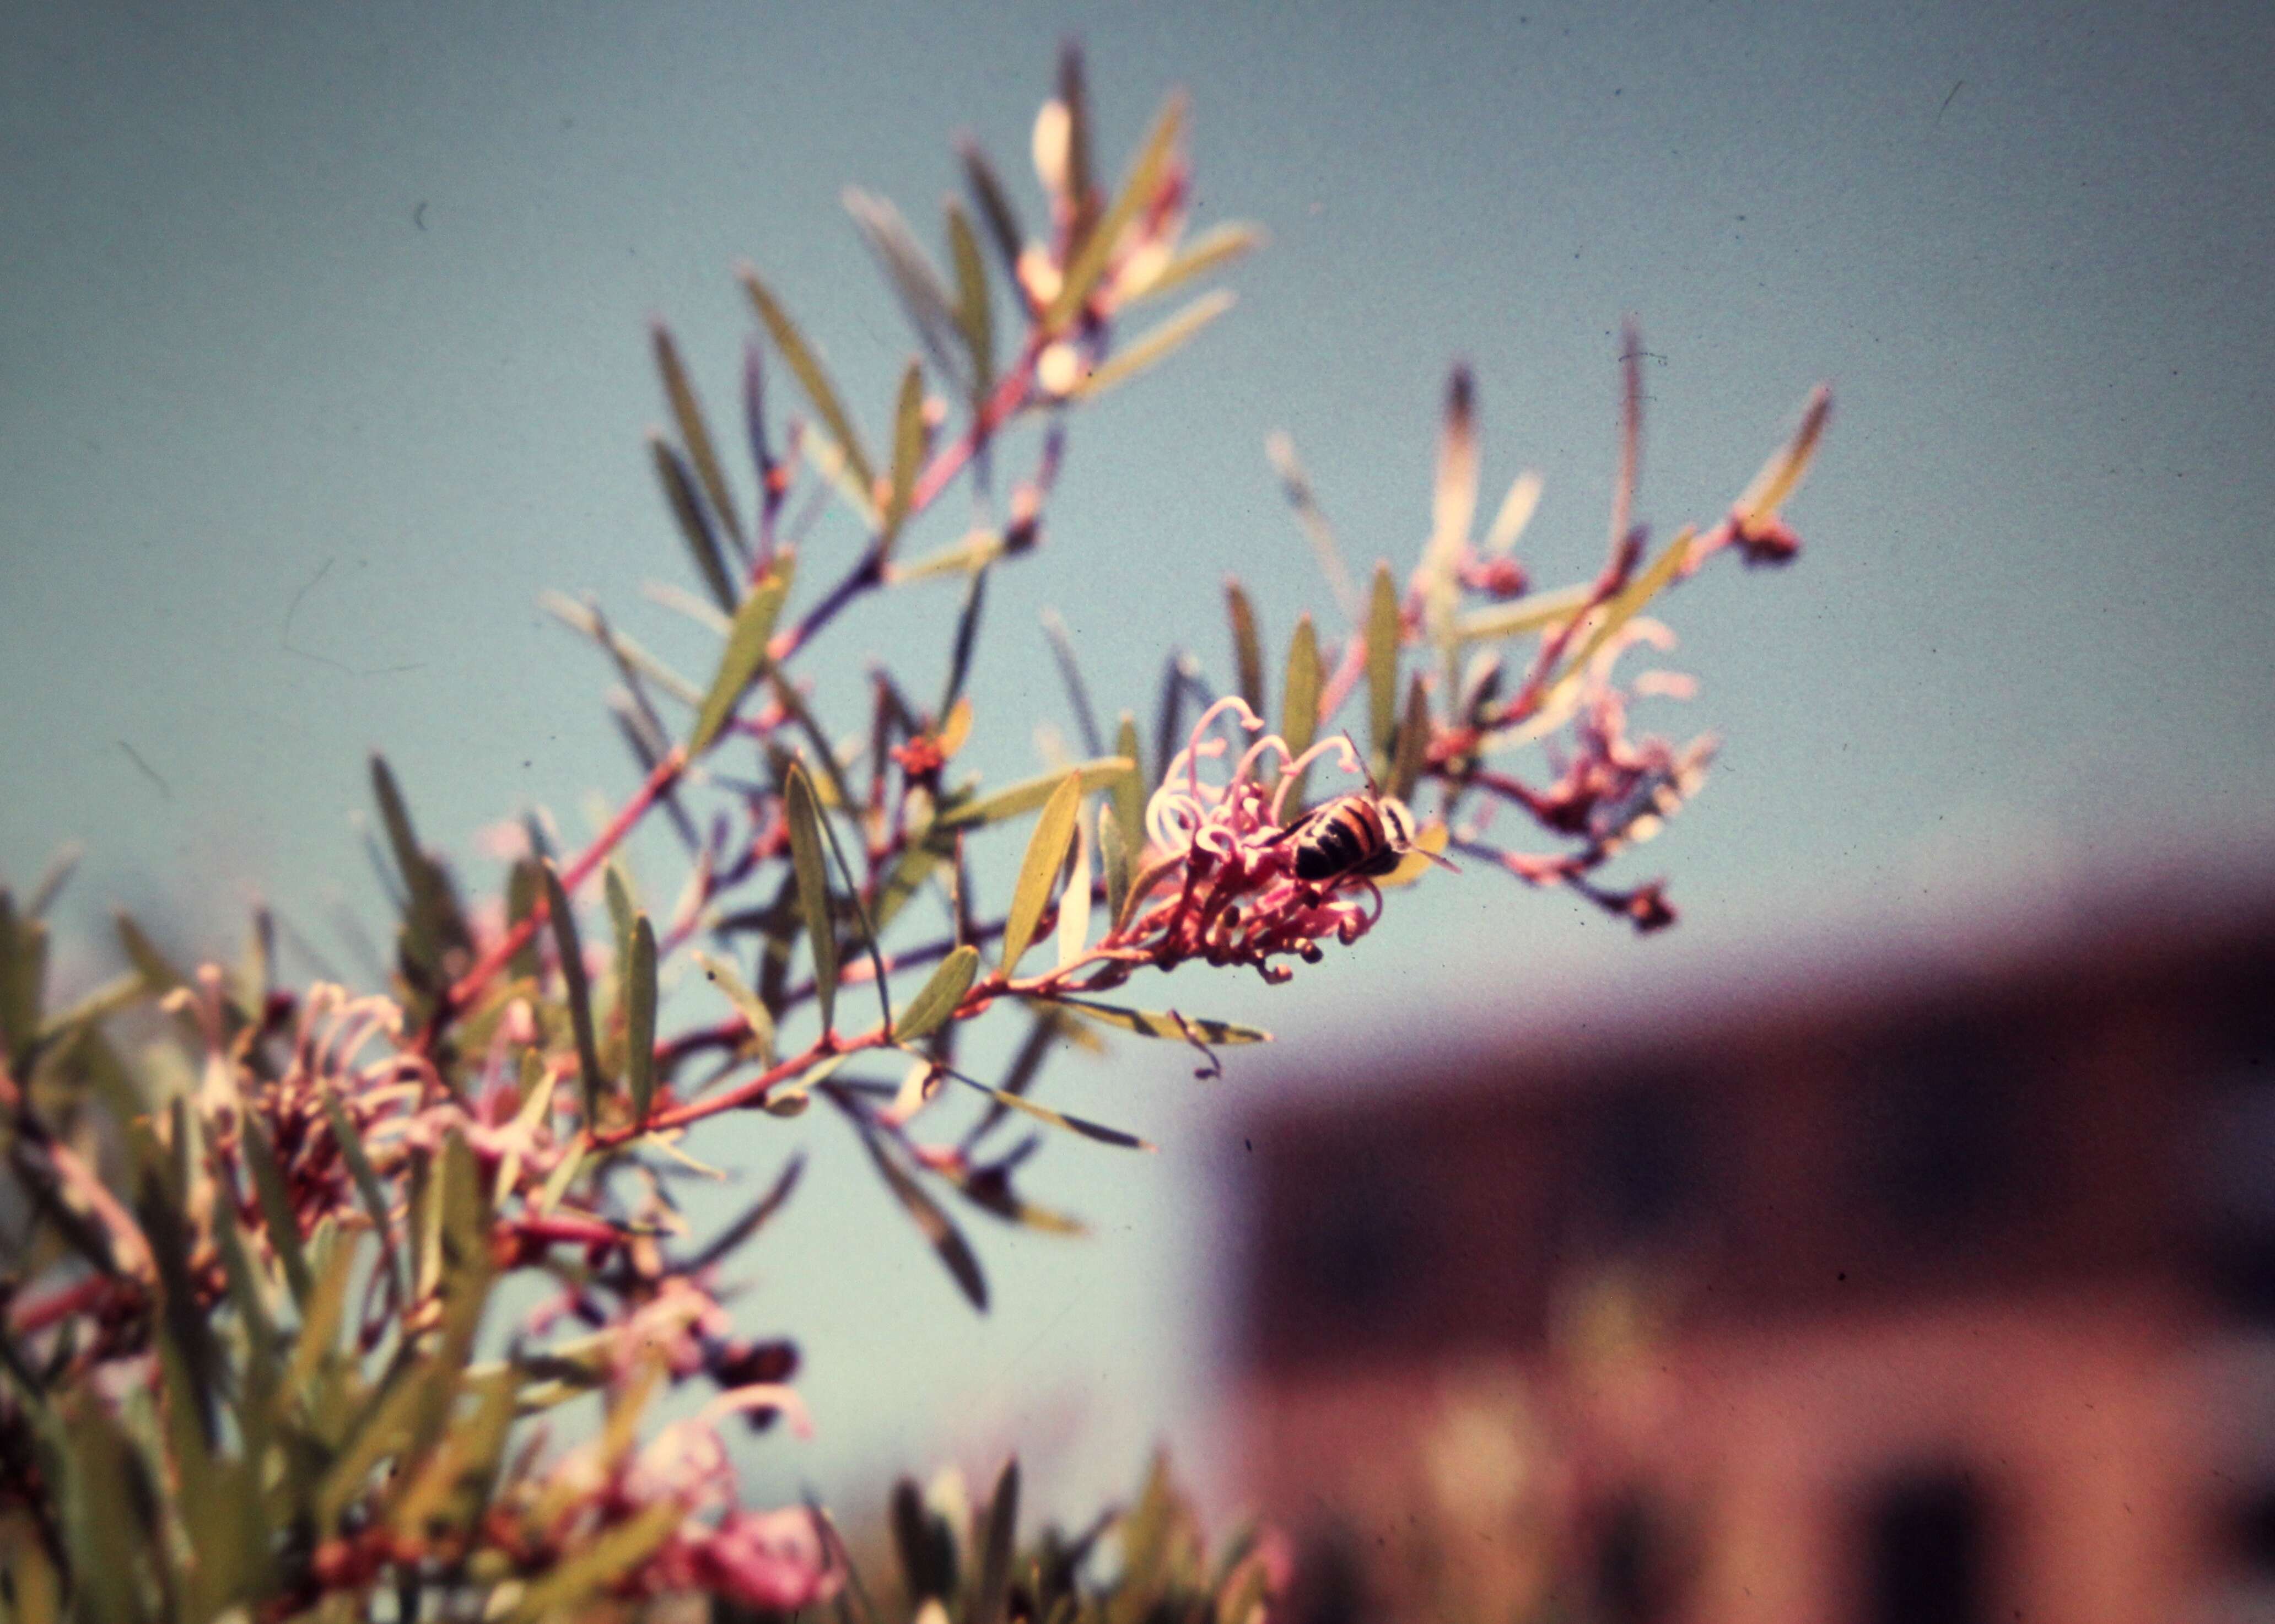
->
(280, 1223, 358, 1402)
(603, 863, 637, 970)
(688, 558, 795, 756)
(1000, 773, 1082, 974)
(893, 527, 1006, 584)
(319, 1087, 405, 1311)
(649, 432, 737, 613)
(1388, 671, 1430, 805)
(940, 561, 989, 714)
(505, 858, 541, 981)
(1046, 91, 1187, 332)
(844, 189, 965, 385)
(240, 1115, 313, 1309)
(692, 948, 775, 1064)
(1279, 614, 1321, 807)
(940, 1067, 1152, 1150)
(860, 1124, 988, 1311)
(898, 945, 979, 1043)
(959, 139, 1026, 281)
(882, 359, 925, 547)
(651, 321, 745, 556)
(1112, 712, 1147, 868)
(624, 915, 657, 1125)
(1098, 802, 1130, 933)
(540, 591, 705, 706)
(741, 269, 876, 498)
(0, 896, 46, 1062)
(542, 860, 607, 1125)
(26, 841, 83, 919)
(935, 758, 1134, 830)
(1366, 563, 1401, 760)
(507, 1503, 681, 1624)
(1055, 816, 1093, 969)
(946, 201, 994, 398)
(1070, 289, 1234, 401)
(1451, 580, 1595, 645)
(1131, 220, 1266, 303)
(891, 1479, 958, 1603)
(1551, 523, 1695, 692)
(1225, 579, 1264, 715)
(1034, 998, 1271, 1046)
(975, 1458, 1021, 1624)
(785, 763, 838, 1033)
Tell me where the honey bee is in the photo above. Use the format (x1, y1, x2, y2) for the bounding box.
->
(1271, 791, 1455, 885)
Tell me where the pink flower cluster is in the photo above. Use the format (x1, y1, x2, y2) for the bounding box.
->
(1130, 698, 1390, 983)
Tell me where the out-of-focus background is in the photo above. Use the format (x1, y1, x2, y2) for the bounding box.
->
(4, 3, 2272, 1618)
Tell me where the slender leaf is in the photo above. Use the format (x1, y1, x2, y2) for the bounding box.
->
(939, 1067, 1151, 1150)
(1451, 580, 1594, 644)
(1279, 613, 1320, 807)
(1485, 468, 1545, 556)
(1034, 998, 1270, 1046)
(649, 433, 737, 613)
(844, 189, 964, 385)
(859, 1123, 988, 1311)
(1098, 801, 1130, 933)
(507, 1503, 681, 1624)
(651, 321, 746, 555)
(882, 359, 925, 546)
(1133, 220, 1266, 303)
(898, 945, 979, 1043)
(1000, 773, 1081, 975)
(1046, 91, 1186, 331)
(26, 841, 82, 919)
(688, 558, 795, 755)
(935, 758, 1134, 830)
(958, 138, 1027, 282)
(975, 1458, 1021, 1624)
(319, 1087, 406, 1310)
(1225, 579, 1264, 715)
(685, 1154, 805, 1272)
(1039, 608, 1104, 758)
(1388, 672, 1430, 805)
(240, 1115, 313, 1308)
(542, 860, 608, 1125)
(0, 898, 46, 1063)
(692, 948, 776, 1064)
(940, 561, 989, 713)
(946, 201, 994, 397)
(741, 269, 876, 497)
(1550, 524, 1695, 692)
(624, 915, 657, 1125)
(1055, 814, 1093, 970)
(785, 763, 838, 1033)
(1264, 433, 1361, 621)
(1366, 563, 1401, 760)
(1071, 289, 1235, 401)
(505, 859, 541, 981)
(540, 592, 705, 707)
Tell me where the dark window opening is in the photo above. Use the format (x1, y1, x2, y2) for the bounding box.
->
(1853, 1020, 2026, 1238)
(2232, 1482, 2275, 1577)
(1292, 1165, 1422, 1318)
(1861, 1470, 1991, 1624)
(1586, 1082, 1704, 1243)
(1594, 1487, 1685, 1624)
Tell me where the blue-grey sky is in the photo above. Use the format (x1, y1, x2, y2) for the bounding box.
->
(5, 0, 2272, 1517)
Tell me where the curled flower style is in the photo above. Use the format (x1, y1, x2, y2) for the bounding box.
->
(1117, 698, 1416, 984)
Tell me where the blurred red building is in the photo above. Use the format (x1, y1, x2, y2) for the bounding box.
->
(1230, 900, 2275, 1623)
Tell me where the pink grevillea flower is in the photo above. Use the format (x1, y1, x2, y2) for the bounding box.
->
(1130, 697, 1407, 984)
(676, 1507, 843, 1612)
